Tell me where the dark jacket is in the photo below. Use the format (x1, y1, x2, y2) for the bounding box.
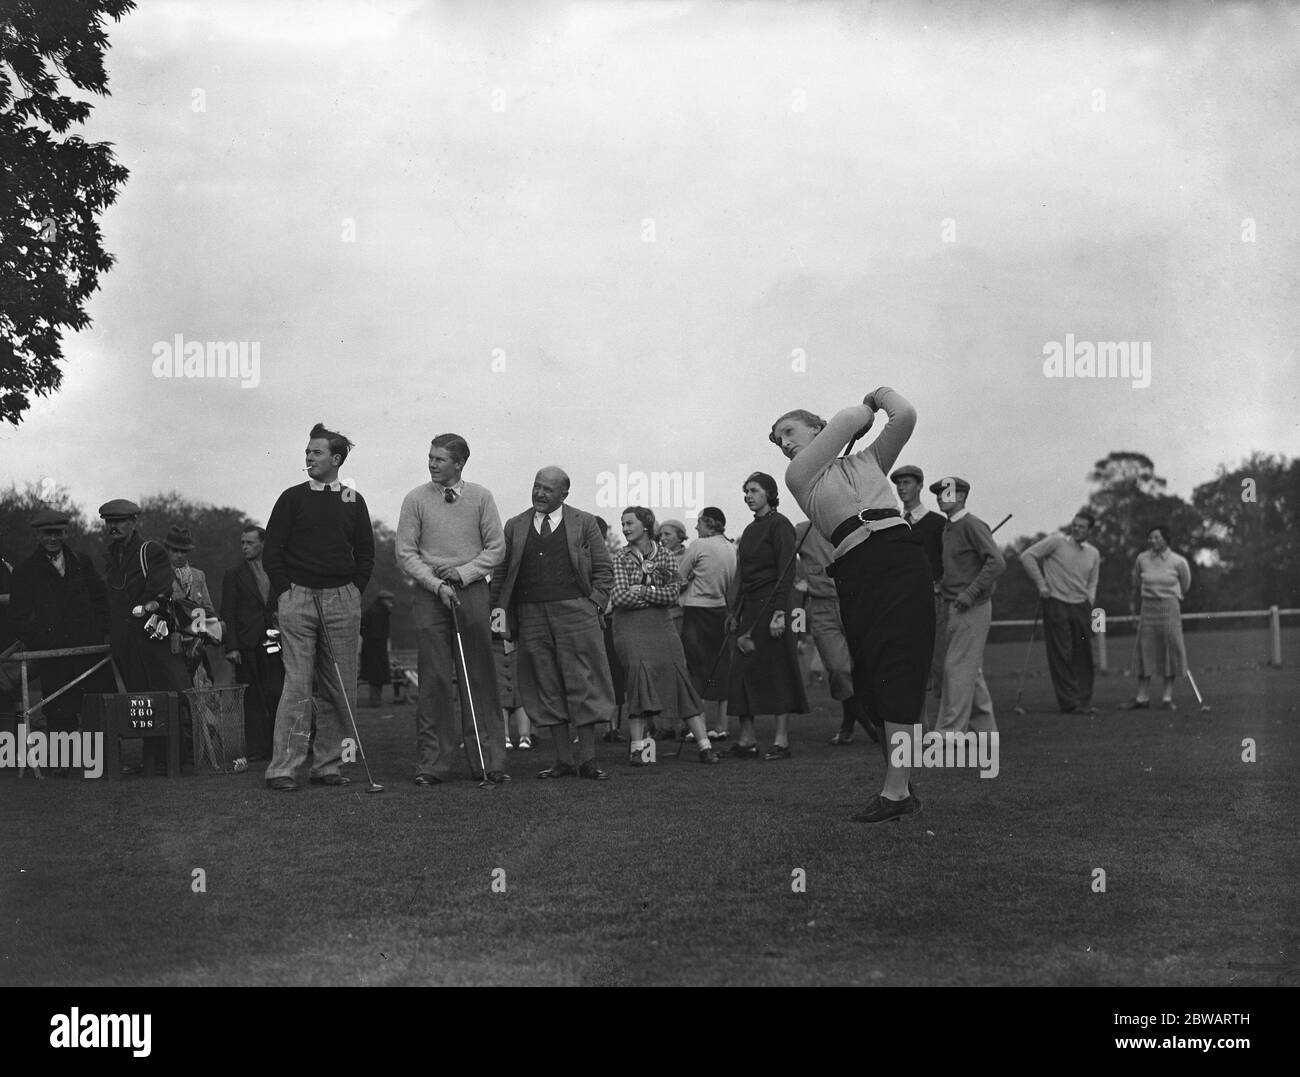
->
(9, 545, 108, 650)
(490, 505, 611, 640)
(220, 560, 277, 652)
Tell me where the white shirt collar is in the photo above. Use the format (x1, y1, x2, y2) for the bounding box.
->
(308, 479, 342, 492)
(905, 505, 929, 524)
(533, 506, 564, 532)
(949, 507, 969, 523)
(437, 479, 466, 497)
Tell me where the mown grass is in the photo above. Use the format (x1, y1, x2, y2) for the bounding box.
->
(1, 628, 1295, 985)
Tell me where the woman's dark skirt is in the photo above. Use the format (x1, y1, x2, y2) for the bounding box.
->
(681, 605, 731, 700)
(612, 606, 704, 720)
(726, 592, 809, 716)
(832, 527, 935, 728)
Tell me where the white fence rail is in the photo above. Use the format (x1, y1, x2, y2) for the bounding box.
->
(991, 605, 1295, 670)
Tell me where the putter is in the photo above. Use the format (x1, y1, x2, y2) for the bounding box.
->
(1186, 669, 1211, 712)
(450, 601, 493, 789)
(1011, 606, 1040, 716)
(312, 592, 383, 793)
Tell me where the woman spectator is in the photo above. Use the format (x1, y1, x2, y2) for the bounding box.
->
(610, 506, 720, 765)
(657, 519, 688, 638)
(164, 525, 220, 686)
(775, 388, 931, 822)
(725, 473, 808, 760)
(1120, 524, 1192, 711)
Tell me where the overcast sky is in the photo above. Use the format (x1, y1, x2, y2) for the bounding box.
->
(3, 0, 1297, 546)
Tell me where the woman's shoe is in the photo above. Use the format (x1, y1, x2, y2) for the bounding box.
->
(1117, 699, 1150, 710)
(763, 744, 792, 761)
(727, 742, 758, 758)
(830, 731, 854, 745)
(518, 735, 532, 750)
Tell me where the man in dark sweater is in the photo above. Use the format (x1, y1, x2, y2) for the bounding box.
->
(263, 422, 375, 791)
(490, 467, 615, 780)
(891, 465, 947, 700)
(930, 477, 1004, 735)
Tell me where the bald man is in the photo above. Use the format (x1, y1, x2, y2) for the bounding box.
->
(490, 467, 616, 780)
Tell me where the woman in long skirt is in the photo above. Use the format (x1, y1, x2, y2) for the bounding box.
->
(776, 388, 933, 822)
(1120, 524, 1191, 710)
(610, 507, 720, 765)
(724, 473, 809, 760)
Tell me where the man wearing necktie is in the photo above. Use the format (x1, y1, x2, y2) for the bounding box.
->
(396, 433, 509, 785)
(221, 524, 283, 760)
(490, 467, 615, 780)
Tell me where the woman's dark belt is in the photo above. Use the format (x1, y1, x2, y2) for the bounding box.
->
(830, 508, 903, 548)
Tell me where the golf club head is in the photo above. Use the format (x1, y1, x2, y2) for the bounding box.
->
(1013, 706, 1026, 716)
(366, 782, 384, 794)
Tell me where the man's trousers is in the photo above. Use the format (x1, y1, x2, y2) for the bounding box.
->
(935, 599, 997, 734)
(413, 580, 504, 778)
(235, 646, 283, 759)
(1042, 597, 1094, 711)
(265, 583, 359, 782)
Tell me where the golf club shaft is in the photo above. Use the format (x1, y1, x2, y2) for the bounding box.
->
(1186, 668, 1205, 706)
(451, 604, 490, 780)
(1014, 607, 1040, 706)
(312, 592, 378, 788)
(991, 513, 1012, 534)
(739, 522, 815, 643)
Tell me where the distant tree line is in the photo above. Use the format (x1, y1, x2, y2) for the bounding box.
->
(3, 449, 1297, 648)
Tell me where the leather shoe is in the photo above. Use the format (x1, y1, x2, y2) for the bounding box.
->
(852, 793, 920, 823)
(414, 774, 441, 786)
(309, 774, 351, 786)
(537, 761, 577, 779)
(1118, 699, 1150, 710)
(484, 771, 512, 784)
(266, 777, 298, 792)
(577, 760, 610, 781)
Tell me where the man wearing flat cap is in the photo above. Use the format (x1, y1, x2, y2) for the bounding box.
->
(8, 509, 114, 758)
(891, 464, 947, 702)
(99, 499, 193, 773)
(360, 589, 395, 708)
(163, 525, 221, 685)
(930, 478, 1005, 735)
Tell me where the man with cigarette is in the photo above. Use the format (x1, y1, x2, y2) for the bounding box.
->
(263, 422, 375, 792)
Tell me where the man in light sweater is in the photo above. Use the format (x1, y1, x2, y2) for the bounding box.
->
(396, 434, 509, 786)
(263, 422, 375, 791)
(931, 477, 1005, 735)
(1019, 513, 1101, 714)
(677, 507, 737, 738)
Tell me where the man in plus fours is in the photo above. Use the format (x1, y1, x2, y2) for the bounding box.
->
(396, 434, 509, 786)
(491, 467, 615, 781)
(262, 422, 375, 792)
(931, 477, 1005, 736)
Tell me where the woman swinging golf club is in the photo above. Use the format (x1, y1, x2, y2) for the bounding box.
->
(773, 386, 934, 823)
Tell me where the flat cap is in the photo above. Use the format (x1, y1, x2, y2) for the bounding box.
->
(890, 464, 924, 484)
(928, 476, 971, 496)
(98, 499, 141, 519)
(31, 508, 71, 529)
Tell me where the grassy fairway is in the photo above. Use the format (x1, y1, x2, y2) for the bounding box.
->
(2, 627, 1295, 986)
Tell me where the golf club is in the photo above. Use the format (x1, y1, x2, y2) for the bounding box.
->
(1011, 606, 1040, 716)
(1186, 669, 1211, 712)
(312, 592, 383, 793)
(450, 601, 493, 789)
(991, 513, 1012, 534)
